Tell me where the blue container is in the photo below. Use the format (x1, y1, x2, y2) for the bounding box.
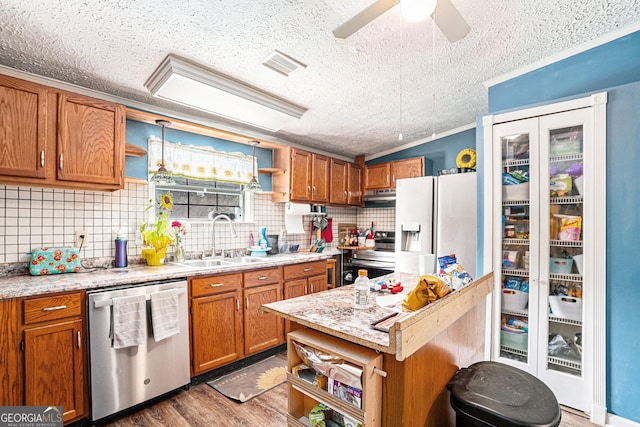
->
(115, 239, 128, 268)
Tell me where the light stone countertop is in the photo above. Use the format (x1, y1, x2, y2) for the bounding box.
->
(0, 252, 332, 299)
(263, 272, 423, 354)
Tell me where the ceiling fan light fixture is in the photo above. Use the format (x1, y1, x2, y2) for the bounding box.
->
(401, 0, 438, 23)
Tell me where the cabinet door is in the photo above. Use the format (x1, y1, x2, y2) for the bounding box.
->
(290, 149, 312, 202)
(0, 75, 47, 179)
(307, 274, 327, 294)
(365, 163, 390, 190)
(24, 319, 85, 424)
(311, 154, 330, 203)
(391, 157, 423, 187)
(283, 279, 307, 335)
(329, 158, 348, 205)
(347, 162, 362, 205)
(57, 93, 124, 187)
(0, 299, 22, 406)
(191, 291, 243, 375)
(243, 284, 283, 355)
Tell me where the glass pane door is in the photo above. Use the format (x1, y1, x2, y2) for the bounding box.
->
(493, 117, 539, 372)
(545, 125, 584, 376)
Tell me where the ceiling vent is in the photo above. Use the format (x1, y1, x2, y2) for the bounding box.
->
(262, 50, 307, 76)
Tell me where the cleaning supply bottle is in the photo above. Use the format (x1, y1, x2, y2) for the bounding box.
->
(259, 226, 268, 249)
(249, 231, 255, 248)
(354, 269, 370, 310)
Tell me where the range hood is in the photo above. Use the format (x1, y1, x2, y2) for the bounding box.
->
(363, 189, 396, 207)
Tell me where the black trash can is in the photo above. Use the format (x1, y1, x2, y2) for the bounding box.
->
(447, 361, 561, 427)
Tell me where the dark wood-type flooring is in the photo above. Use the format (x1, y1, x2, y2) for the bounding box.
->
(105, 382, 597, 427)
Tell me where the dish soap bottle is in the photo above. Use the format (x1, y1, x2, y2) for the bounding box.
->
(259, 227, 268, 249)
(354, 269, 370, 310)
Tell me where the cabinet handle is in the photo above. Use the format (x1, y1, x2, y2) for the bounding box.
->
(59, 153, 64, 170)
(42, 305, 67, 312)
(307, 185, 310, 196)
(40, 151, 45, 167)
(313, 186, 317, 195)
(77, 331, 81, 349)
(304, 284, 308, 294)
(209, 283, 224, 287)
(345, 191, 348, 199)
(304, 268, 311, 272)
(258, 276, 268, 280)
(386, 174, 390, 183)
(236, 299, 240, 312)
(245, 297, 249, 309)
(373, 367, 387, 377)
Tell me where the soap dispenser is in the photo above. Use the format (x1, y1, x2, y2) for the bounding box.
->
(259, 227, 268, 249)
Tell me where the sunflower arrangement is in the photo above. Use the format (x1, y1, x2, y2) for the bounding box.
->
(140, 193, 175, 265)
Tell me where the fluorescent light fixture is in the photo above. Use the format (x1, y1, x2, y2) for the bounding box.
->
(145, 55, 307, 132)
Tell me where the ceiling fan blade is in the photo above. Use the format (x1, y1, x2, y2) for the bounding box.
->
(432, 0, 470, 43)
(333, 0, 400, 40)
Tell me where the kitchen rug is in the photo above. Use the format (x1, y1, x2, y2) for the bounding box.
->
(207, 356, 287, 403)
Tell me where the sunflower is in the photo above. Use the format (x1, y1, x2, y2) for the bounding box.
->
(256, 366, 287, 390)
(456, 148, 477, 169)
(160, 193, 173, 210)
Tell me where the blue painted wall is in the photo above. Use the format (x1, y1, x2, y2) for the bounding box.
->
(124, 119, 273, 191)
(367, 128, 476, 176)
(487, 29, 640, 421)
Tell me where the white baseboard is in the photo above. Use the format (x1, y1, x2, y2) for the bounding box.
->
(607, 413, 640, 427)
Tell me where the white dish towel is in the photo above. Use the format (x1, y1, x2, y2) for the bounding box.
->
(110, 294, 147, 349)
(150, 289, 180, 342)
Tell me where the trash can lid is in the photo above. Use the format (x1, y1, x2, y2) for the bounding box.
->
(447, 361, 561, 427)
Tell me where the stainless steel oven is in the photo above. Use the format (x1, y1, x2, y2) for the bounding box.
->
(344, 232, 395, 284)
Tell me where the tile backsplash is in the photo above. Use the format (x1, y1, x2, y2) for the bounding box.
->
(0, 183, 396, 265)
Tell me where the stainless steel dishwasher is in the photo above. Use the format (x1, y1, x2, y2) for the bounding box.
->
(87, 279, 190, 422)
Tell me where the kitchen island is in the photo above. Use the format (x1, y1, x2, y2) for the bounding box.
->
(262, 271, 494, 426)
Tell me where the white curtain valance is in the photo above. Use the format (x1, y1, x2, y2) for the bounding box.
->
(148, 137, 254, 184)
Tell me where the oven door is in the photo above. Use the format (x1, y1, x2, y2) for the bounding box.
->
(347, 262, 394, 283)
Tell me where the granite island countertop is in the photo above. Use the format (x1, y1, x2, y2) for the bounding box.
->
(0, 252, 332, 299)
(262, 271, 494, 361)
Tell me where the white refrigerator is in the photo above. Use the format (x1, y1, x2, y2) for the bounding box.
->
(395, 173, 477, 277)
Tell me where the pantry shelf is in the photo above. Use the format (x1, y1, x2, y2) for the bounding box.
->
(548, 356, 582, 372)
(548, 316, 581, 326)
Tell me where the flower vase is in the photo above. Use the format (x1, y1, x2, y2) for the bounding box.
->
(174, 236, 185, 263)
(142, 247, 167, 266)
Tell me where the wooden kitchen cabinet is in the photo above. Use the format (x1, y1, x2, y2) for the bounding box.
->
(329, 159, 362, 206)
(347, 162, 362, 205)
(272, 147, 330, 204)
(56, 92, 125, 187)
(22, 292, 87, 424)
(329, 158, 348, 205)
(0, 73, 125, 191)
(283, 261, 328, 335)
(0, 74, 48, 179)
(243, 267, 284, 355)
(190, 273, 243, 375)
(364, 157, 423, 190)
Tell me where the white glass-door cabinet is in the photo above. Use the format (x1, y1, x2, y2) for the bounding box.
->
(482, 92, 607, 423)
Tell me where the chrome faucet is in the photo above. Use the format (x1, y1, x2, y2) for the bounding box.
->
(209, 213, 238, 257)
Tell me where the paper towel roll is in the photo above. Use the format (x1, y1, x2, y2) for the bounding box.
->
(285, 203, 310, 234)
(285, 203, 311, 215)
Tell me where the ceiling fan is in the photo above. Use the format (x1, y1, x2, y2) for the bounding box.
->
(333, 0, 470, 43)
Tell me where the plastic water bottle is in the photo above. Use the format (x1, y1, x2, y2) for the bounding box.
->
(354, 269, 370, 310)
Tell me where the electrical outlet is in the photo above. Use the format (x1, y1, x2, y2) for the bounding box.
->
(75, 231, 89, 249)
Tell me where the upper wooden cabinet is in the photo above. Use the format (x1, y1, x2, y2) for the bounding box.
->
(329, 158, 348, 205)
(365, 157, 423, 190)
(347, 162, 362, 205)
(57, 93, 125, 187)
(0, 75, 47, 179)
(0, 73, 125, 191)
(273, 147, 330, 204)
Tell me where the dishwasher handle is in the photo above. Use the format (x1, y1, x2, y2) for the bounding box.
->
(93, 288, 186, 308)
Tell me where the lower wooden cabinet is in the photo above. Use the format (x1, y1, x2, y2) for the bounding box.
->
(190, 268, 284, 376)
(283, 261, 327, 335)
(24, 319, 85, 423)
(5, 291, 88, 425)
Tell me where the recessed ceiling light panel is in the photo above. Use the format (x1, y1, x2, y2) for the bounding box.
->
(145, 55, 307, 132)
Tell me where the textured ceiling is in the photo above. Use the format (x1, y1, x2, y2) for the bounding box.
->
(1, 1, 639, 158)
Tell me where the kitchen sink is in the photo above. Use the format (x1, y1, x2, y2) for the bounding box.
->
(172, 259, 230, 268)
(224, 256, 267, 264)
